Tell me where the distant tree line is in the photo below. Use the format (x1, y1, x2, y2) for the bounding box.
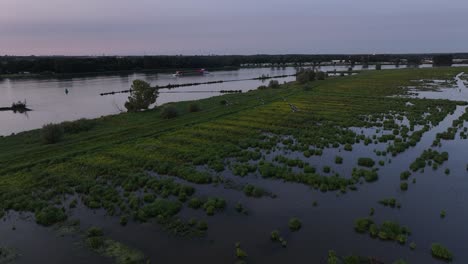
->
(0, 53, 465, 75)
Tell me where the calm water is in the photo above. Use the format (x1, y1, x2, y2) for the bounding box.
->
(0, 64, 436, 136)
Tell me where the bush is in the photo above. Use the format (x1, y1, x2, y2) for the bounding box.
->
(35, 207, 67, 226)
(161, 105, 178, 119)
(431, 243, 453, 261)
(220, 100, 228, 105)
(296, 69, 315, 84)
(62, 118, 96, 134)
(188, 103, 201, 113)
(41, 123, 64, 144)
(288, 217, 302, 231)
(268, 80, 280, 88)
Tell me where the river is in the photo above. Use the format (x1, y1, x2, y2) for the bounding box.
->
(0, 64, 447, 136)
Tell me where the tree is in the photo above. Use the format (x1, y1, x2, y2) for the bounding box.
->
(296, 69, 316, 84)
(125, 80, 158, 112)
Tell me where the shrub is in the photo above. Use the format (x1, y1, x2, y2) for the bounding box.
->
(161, 105, 178, 119)
(62, 118, 96, 134)
(35, 207, 67, 226)
(323, 166, 331, 173)
(288, 217, 302, 231)
(296, 69, 316, 84)
(220, 100, 227, 105)
(188, 103, 201, 113)
(268, 80, 280, 88)
(41, 123, 64, 144)
(431, 243, 453, 261)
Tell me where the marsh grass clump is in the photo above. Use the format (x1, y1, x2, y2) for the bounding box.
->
(270, 230, 280, 241)
(440, 210, 446, 218)
(35, 207, 67, 226)
(354, 218, 374, 233)
(243, 184, 267, 198)
(431, 243, 453, 261)
(86, 227, 105, 250)
(235, 243, 248, 259)
(335, 156, 343, 164)
(288, 217, 302, 231)
(202, 198, 226, 216)
(379, 198, 397, 208)
(355, 218, 410, 244)
(352, 168, 378, 182)
(400, 182, 408, 191)
(41, 123, 64, 144)
(358, 157, 375, 167)
(400, 171, 411, 180)
(344, 144, 353, 151)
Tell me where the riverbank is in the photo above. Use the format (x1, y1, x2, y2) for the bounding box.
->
(1, 67, 468, 263)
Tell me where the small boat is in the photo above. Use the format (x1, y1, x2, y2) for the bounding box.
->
(173, 69, 208, 77)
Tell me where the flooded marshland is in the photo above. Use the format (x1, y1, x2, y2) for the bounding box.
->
(1, 68, 468, 263)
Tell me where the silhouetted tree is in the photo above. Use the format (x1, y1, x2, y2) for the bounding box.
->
(125, 80, 158, 112)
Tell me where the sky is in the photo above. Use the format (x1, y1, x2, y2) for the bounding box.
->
(1, 0, 467, 55)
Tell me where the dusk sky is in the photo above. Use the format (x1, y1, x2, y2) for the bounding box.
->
(2, 0, 467, 55)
